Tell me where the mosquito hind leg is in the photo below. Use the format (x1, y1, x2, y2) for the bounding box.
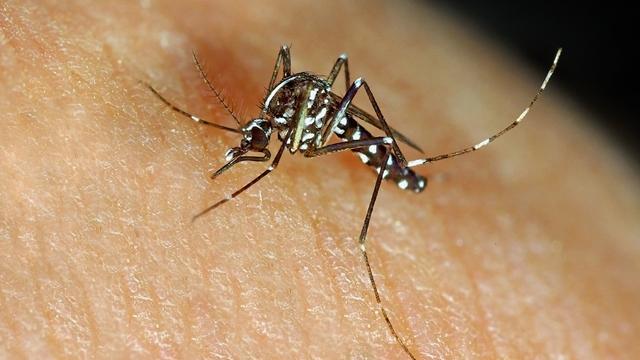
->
(326, 53, 351, 91)
(406, 48, 562, 168)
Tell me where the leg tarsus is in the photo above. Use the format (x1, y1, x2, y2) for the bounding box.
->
(304, 143, 418, 358)
(359, 152, 418, 360)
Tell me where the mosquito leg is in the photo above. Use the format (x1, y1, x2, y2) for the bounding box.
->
(303, 139, 417, 358)
(144, 82, 242, 134)
(326, 53, 351, 91)
(191, 130, 291, 222)
(321, 78, 408, 166)
(360, 152, 417, 359)
(406, 48, 562, 168)
(266, 45, 292, 93)
(210, 149, 271, 180)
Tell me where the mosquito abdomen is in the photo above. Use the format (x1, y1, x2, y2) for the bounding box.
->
(336, 115, 426, 193)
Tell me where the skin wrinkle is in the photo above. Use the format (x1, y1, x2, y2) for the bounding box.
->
(430, 197, 504, 358)
(32, 221, 66, 357)
(367, 229, 418, 350)
(175, 231, 212, 356)
(294, 165, 379, 356)
(448, 241, 499, 358)
(438, 199, 500, 357)
(195, 233, 239, 356)
(285, 187, 318, 357)
(29, 263, 62, 358)
(0, 284, 27, 358)
(286, 240, 312, 357)
(63, 258, 100, 357)
(367, 195, 433, 357)
(312, 220, 357, 354)
(146, 282, 177, 357)
(303, 197, 350, 355)
(178, 295, 193, 358)
(312, 169, 377, 355)
(331, 156, 409, 352)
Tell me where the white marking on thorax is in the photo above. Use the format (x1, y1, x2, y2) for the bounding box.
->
(302, 132, 315, 142)
(264, 76, 298, 109)
(305, 117, 315, 126)
(284, 107, 295, 118)
(315, 107, 327, 123)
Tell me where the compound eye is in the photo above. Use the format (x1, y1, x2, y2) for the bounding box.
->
(250, 127, 269, 150)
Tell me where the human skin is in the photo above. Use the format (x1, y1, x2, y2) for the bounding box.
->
(1, 0, 639, 358)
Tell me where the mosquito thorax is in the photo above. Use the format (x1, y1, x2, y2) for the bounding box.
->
(263, 74, 332, 131)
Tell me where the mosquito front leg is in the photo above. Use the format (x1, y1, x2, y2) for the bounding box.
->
(266, 45, 292, 93)
(320, 78, 408, 166)
(210, 149, 271, 180)
(192, 129, 292, 222)
(326, 53, 351, 92)
(144, 82, 242, 134)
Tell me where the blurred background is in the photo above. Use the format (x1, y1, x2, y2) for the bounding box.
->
(430, 1, 638, 162)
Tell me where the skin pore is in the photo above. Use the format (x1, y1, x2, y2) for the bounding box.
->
(1, 0, 639, 358)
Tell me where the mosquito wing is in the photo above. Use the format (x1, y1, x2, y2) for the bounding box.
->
(328, 92, 424, 153)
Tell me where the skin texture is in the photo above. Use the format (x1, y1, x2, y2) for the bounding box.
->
(1, 0, 639, 358)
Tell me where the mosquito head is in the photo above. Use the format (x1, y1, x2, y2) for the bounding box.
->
(212, 118, 273, 180)
(225, 118, 272, 160)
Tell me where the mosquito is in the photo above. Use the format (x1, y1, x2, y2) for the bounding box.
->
(145, 46, 562, 359)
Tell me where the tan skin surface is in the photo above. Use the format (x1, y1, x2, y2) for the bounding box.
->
(1, 0, 639, 358)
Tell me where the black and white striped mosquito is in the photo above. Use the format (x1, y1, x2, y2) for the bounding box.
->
(146, 46, 561, 359)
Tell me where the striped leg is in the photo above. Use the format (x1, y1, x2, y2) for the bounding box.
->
(320, 78, 409, 167)
(407, 48, 562, 168)
(304, 139, 418, 359)
(327, 53, 351, 91)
